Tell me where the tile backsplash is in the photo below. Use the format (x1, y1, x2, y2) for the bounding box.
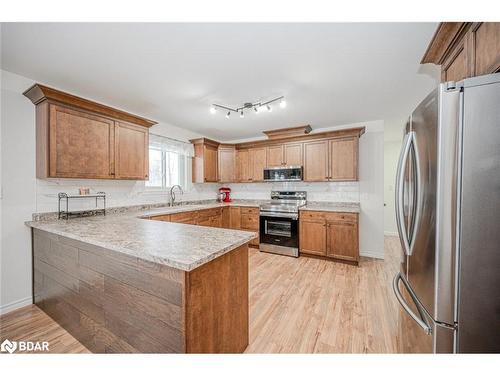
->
(224, 181, 359, 202)
(35, 178, 359, 213)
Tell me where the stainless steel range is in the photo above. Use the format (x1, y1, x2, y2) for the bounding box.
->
(259, 191, 306, 257)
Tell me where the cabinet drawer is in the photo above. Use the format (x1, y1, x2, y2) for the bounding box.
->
(324, 212, 358, 223)
(300, 210, 325, 221)
(241, 214, 259, 230)
(240, 207, 259, 215)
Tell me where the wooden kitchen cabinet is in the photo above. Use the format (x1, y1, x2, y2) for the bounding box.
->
(45, 104, 116, 179)
(422, 22, 500, 82)
(236, 149, 251, 182)
(303, 140, 329, 181)
(218, 145, 236, 183)
(191, 138, 219, 183)
(170, 211, 197, 225)
(266, 144, 284, 167)
(229, 207, 241, 229)
(299, 210, 359, 264)
(266, 142, 303, 167)
(240, 207, 259, 247)
(283, 143, 303, 166)
(249, 147, 267, 182)
(299, 219, 327, 256)
(326, 219, 359, 263)
(329, 137, 358, 181)
(23, 84, 156, 180)
(115, 122, 149, 179)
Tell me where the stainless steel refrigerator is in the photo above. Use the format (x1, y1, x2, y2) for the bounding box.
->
(393, 73, 500, 353)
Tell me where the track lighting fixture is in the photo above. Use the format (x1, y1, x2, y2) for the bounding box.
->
(210, 96, 286, 119)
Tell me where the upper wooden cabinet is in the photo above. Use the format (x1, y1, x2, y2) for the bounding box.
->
(23, 84, 156, 180)
(115, 122, 149, 180)
(236, 149, 252, 182)
(191, 138, 219, 183)
(192, 127, 364, 184)
(422, 22, 500, 82)
(304, 140, 329, 181)
(266, 142, 303, 167)
(303, 137, 359, 182)
(249, 147, 267, 182)
(329, 137, 358, 181)
(218, 145, 236, 183)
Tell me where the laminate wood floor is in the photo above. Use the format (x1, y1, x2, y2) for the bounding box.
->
(0, 236, 402, 354)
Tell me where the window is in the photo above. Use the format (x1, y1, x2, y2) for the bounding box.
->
(146, 147, 187, 189)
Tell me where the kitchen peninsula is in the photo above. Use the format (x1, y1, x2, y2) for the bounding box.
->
(26, 205, 257, 353)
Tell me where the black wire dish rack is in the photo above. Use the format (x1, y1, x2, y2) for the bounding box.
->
(58, 192, 106, 219)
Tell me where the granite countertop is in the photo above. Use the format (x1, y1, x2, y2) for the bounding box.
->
(301, 202, 360, 213)
(26, 205, 257, 272)
(26, 199, 359, 272)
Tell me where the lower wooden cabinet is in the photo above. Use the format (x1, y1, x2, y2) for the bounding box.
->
(326, 220, 359, 262)
(299, 219, 327, 256)
(150, 205, 260, 247)
(299, 210, 359, 264)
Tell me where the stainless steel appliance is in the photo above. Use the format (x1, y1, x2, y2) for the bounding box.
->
(263, 166, 303, 182)
(259, 191, 307, 257)
(393, 73, 500, 353)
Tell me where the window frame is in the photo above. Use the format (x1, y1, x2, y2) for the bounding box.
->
(145, 146, 187, 191)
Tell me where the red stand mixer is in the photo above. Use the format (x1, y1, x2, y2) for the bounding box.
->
(218, 187, 232, 202)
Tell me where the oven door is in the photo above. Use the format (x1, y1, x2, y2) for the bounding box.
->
(260, 214, 298, 249)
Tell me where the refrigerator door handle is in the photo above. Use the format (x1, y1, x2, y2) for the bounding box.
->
(408, 136, 422, 256)
(395, 131, 414, 256)
(393, 272, 432, 335)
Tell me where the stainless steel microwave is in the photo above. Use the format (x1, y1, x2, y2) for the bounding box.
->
(263, 166, 303, 182)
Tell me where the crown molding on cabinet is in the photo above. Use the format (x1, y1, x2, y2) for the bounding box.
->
(23, 84, 157, 128)
(262, 125, 312, 140)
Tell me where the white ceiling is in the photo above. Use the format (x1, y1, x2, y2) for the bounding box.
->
(1, 23, 439, 141)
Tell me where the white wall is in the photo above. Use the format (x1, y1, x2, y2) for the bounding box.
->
(0, 69, 219, 313)
(384, 140, 402, 236)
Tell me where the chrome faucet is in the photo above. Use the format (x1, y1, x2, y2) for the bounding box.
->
(169, 185, 184, 206)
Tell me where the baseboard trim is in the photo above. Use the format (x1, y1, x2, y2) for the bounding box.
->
(360, 250, 384, 260)
(384, 231, 399, 237)
(0, 296, 32, 315)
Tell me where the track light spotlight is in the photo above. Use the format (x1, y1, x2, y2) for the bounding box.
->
(240, 111, 244, 118)
(210, 106, 216, 114)
(226, 111, 231, 118)
(266, 105, 272, 112)
(279, 99, 287, 108)
(254, 107, 259, 114)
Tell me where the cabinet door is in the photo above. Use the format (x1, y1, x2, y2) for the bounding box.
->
(299, 219, 327, 256)
(49, 104, 115, 179)
(236, 150, 251, 182)
(115, 122, 149, 180)
(203, 145, 218, 182)
(469, 22, 500, 76)
(250, 147, 267, 181)
(303, 140, 329, 181)
(266, 145, 283, 167)
(221, 207, 230, 228)
(229, 207, 241, 229)
(218, 148, 235, 182)
(329, 137, 358, 181)
(284, 143, 303, 166)
(326, 220, 359, 262)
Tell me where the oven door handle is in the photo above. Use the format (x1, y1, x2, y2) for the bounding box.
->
(260, 212, 298, 219)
